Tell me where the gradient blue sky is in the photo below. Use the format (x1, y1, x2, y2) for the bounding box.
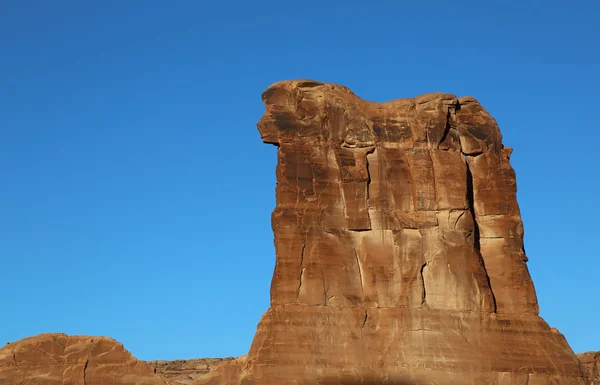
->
(1, 1, 598, 360)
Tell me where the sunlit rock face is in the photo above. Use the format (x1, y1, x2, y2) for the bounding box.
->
(193, 80, 589, 385)
(0, 333, 174, 385)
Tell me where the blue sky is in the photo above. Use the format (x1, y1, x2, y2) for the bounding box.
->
(1, 1, 598, 360)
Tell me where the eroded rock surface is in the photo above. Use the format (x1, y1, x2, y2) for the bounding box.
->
(204, 80, 589, 385)
(1, 81, 590, 385)
(149, 357, 235, 385)
(578, 352, 600, 385)
(0, 333, 173, 385)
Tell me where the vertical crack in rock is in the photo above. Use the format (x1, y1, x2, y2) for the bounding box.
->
(82, 358, 89, 385)
(365, 148, 375, 230)
(296, 239, 307, 300)
(354, 248, 364, 294)
(438, 107, 453, 148)
(419, 263, 427, 305)
(365, 151, 372, 202)
(332, 148, 349, 223)
(297, 268, 306, 301)
(320, 259, 327, 305)
(465, 163, 480, 252)
(428, 150, 438, 205)
(360, 309, 368, 329)
(294, 160, 300, 209)
(465, 157, 497, 312)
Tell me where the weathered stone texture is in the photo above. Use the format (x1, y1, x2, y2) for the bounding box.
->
(0, 333, 173, 385)
(204, 80, 589, 385)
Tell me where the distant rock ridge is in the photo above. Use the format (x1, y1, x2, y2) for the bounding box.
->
(148, 358, 235, 385)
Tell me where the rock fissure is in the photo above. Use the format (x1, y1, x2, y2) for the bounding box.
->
(296, 238, 307, 300)
(319, 260, 327, 305)
(465, 157, 498, 312)
(365, 146, 374, 229)
(438, 104, 458, 150)
(361, 310, 368, 329)
(354, 249, 364, 295)
(419, 262, 427, 305)
(82, 359, 88, 385)
(465, 161, 480, 252)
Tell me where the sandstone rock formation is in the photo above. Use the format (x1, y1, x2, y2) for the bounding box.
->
(0, 333, 174, 385)
(578, 352, 600, 385)
(1, 81, 592, 385)
(149, 357, 235, 384)
(197, 80, 590, 385)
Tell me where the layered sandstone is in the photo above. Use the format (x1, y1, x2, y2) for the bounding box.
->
(0, 333, 174, 385)
(199, 80, 589, 385)
(578, 352, 599, 385)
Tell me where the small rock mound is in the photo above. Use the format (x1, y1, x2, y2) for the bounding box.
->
(0, 333, 173, 385)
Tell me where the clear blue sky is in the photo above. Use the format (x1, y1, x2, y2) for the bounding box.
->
(1, 1, 598, 360)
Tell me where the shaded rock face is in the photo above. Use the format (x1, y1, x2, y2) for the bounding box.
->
(0, 333, 172, 385)
(578, 352, 600, 385)
(208, 80, 588, 385)
(149, 358, 235, 385)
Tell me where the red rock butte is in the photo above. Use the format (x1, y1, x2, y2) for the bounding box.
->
(0, 80, 592, 385)
(197, 80, 589, 385)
